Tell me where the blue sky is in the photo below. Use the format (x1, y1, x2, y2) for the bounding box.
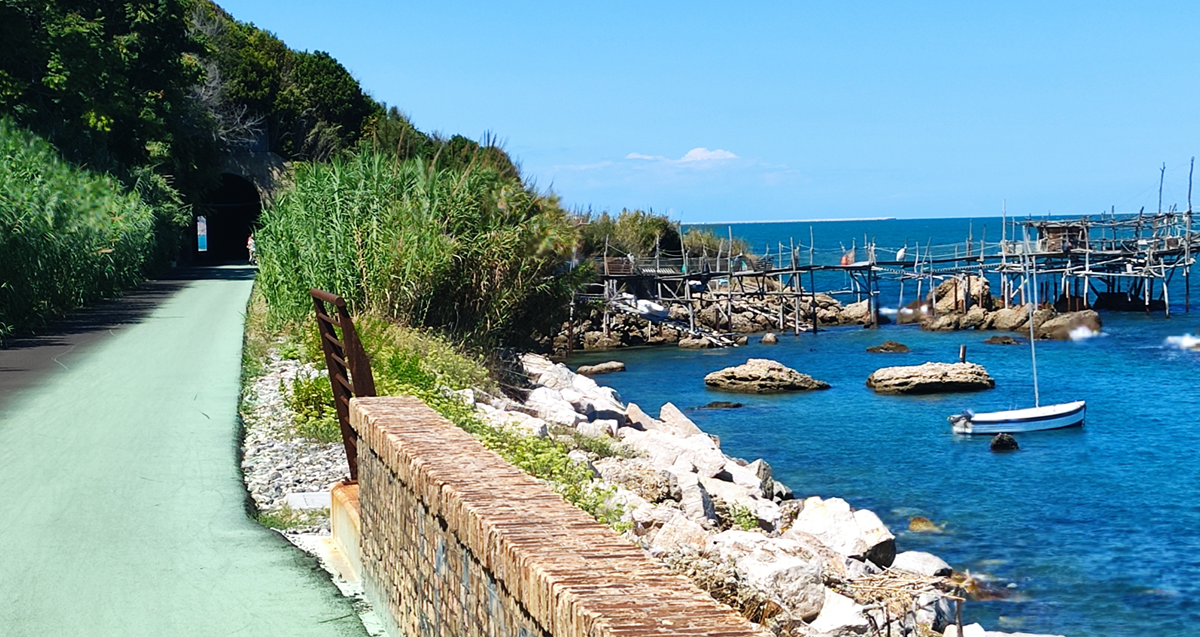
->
(218, 1, 1200, 222)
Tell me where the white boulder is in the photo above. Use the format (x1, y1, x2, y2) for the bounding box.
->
(577, 419, 619, 438)
(809, 588, 870, 636)
(525, 386, 585, 427)
(786, 497, 896, 567)
(707, 530, 826, 620)
(673, 470, 716, 524)
(619, 428, 721, 470)
(659, 402, 704, 436)
(650, 514, 710, 553)
(520, 354, 575, 390)
(567, 450, 599, 477)
(892, 551, 952, 577)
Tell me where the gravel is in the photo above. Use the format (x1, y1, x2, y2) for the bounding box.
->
(239, 350, 350, 533)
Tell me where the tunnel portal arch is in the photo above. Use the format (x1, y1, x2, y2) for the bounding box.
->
(198, 173, 262, 263)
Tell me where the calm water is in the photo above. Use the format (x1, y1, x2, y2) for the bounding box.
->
(573, 218, 1200, 636)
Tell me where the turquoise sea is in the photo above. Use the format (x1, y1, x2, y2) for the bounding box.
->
(571, 218, 1200, 637)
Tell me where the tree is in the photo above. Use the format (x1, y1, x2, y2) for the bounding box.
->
(0, 0, 216, 189)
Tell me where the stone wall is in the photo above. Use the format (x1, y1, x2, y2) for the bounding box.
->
(350, 396, 769, 637)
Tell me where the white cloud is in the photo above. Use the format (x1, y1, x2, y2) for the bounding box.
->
(623, 148, 738, 163)
(679, 147, 738, 162)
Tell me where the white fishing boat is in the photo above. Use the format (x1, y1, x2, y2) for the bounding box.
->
(949, 400, 1086, 434)
(949, 224, 1086, 435)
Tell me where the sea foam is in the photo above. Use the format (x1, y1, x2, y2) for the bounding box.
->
(1165, 334, 1200, 350)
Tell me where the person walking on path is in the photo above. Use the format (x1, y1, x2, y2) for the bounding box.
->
(0, 266, 365, 637)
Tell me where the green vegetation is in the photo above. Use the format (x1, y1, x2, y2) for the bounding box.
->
(255, 503, 328, 530)
(0, 119, 159, 337)
(576, 208, 750, 259)
(0, 0, 220, 196)
(1, 0, 538, 337)
(258, 311, 623, 523)
(255, 150, 584, 350)
(354, 321, 624, 525)
(729, 502, 759, 531)
(282, 371, 341, 443)
(192, 2, 377, 161)
(1, 0, 223, 335)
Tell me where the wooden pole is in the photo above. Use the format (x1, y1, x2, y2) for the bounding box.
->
(809, 268, 816, 336)
(1159, 162, 1166, 214)
(686, 278, 695, 332)
(1188, 157, 1194, 313)
(1163, 275, 1171, 318)
(1001, 201, 1009, 308)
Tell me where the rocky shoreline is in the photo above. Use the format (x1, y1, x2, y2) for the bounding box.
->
(550, 275, 1101, 355)
(241, 348, 1063, 637)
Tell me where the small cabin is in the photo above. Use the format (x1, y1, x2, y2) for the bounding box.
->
(1033, 222, 1087, 252)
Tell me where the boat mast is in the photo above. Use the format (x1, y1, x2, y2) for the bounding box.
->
(1024, 225, 1041, 407)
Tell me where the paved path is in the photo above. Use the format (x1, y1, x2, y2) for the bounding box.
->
(0, 267, 366, 637)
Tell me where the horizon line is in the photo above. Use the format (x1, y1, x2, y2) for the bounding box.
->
(685, 217, 898, 225)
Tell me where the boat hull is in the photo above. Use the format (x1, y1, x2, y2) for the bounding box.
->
(950, 401, 1086, 435)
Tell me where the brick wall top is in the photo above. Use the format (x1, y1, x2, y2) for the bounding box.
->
(350, 396, 771, 637)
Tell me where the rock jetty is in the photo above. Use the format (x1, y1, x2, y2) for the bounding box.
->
(703, 358, 830, 393)
(248, 347, 1058, 636)
(866, 362, 995, 394)
(549, 292, 877, 355)
(488, 355, 1047, 636)
(548, 273, 1105, 355)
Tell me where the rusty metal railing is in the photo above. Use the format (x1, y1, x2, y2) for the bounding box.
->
(310, 289, 375, 481)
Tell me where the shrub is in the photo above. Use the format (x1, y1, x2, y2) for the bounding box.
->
(254, 150, 584, 350)
(0, 119, 156, 338)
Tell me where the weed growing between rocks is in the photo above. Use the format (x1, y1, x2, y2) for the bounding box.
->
(282, 372, 341, 443)
(560, 427, 634, 460)
(256, 503, 330, 531)
(729, 502, 759, 531)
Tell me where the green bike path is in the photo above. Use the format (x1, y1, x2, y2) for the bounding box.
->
(0, 267, 367, 637)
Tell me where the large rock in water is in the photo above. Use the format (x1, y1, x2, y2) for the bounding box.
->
(990, 433, 1019, 451)
(931, 275, 991, 314)
(704, 358, 830, 393)
(922, 313, 961, 332)
(576, 361, 625, 376)
(866, 362, 995, 394)
(1036, 309, 1102, 340)
(866, 340, 910, 353)
(959, 305, 989, 330)
(989, 305, 1030, 331)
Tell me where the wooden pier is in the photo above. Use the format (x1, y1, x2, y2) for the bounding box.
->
(581, 205, 1199, 340)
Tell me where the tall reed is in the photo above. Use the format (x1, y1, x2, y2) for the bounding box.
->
(255, 151, 582, 349)
(0, 119, 155, 338)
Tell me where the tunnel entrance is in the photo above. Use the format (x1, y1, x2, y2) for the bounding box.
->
(197, 174, 261, 263)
